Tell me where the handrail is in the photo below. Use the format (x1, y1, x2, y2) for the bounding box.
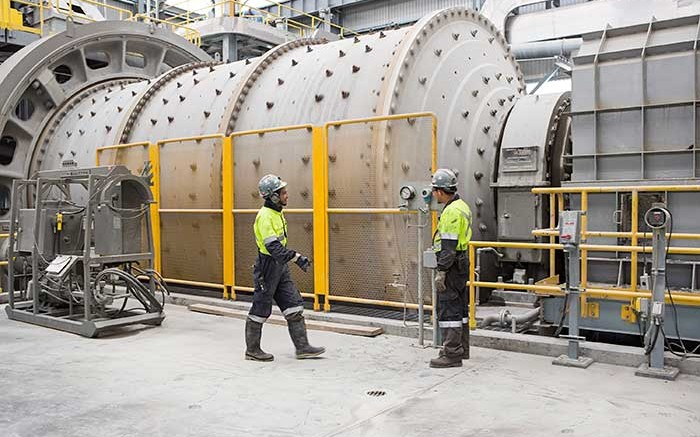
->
(3, 0, 134, 37)
(532, 228, 700, 240)
(52, 0, 134, 22)
(533, 185, 700, 193)
(531, 183, 700, 314)
(160, 0, 357, 38)
(467, 239, 700, 330)
(96, 114, 437, 314)
(4, 0, 44, 35)
(3, 0, 200, 44)
(130, 13, 201, 46)
(262, 0, 359, 37)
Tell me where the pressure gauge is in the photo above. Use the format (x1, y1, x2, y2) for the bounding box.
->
(399, 185, 416, 201)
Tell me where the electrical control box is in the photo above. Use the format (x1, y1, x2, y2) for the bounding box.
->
(423, 249, 437, 269)
(559, 210, 582, 245)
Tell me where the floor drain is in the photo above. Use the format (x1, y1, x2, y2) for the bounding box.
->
(366, 390, 386, 397)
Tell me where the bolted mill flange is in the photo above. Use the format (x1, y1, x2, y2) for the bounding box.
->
(0, 21, 210, 214)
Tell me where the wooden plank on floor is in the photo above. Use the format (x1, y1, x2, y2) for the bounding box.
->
(188, 303, 384, 337)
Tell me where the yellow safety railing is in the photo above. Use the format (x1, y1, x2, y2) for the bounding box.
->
(322, 112, 438, 312)
(530, 185, 700, 319)
(2, 0, 202, 44)
(3, 0, 351, 47)
(467, 240, 700, 330)
(161, 0, 357, 39)
(2, 0, 43, 34)
(95, 113, 437, 317)
(129, 14, 201, 46)
(2, 0, 134, 37)
(52, 0, 134, 21)
(264, 0, 357, 37)
(94, 129, 700, 329)
(466, 184, 700, 330)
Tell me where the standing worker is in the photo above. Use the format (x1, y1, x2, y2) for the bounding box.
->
(430, 169, 473, 368)
(245, 174, 326, 362)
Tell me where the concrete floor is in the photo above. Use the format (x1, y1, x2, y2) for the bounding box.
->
(2, 304, 700, 437)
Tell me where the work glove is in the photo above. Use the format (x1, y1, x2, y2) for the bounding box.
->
(434, 270, 447, 293)
(293, 253, 311, 272)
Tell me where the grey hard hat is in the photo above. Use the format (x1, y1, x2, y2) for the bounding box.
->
(431, 168, 458, 192)
(258, 174, 288, 199)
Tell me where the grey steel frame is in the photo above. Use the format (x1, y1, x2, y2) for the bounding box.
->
(5, 171, 164, 337)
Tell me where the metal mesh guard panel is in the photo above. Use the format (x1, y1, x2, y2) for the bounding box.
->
(327, 117, 433, 304)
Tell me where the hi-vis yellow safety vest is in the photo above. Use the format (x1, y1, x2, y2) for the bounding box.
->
(433, 198, 473, 252)
(254, 206, 288, 255)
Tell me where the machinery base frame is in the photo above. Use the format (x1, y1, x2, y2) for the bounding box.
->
(5, 305, 165, 338)
(635, 364, 680, 381)
(552, 354, 594, 369)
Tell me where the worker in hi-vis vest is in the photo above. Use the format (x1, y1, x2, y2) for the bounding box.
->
(429, 168, 473, 368)
(245, 174, 325, 361)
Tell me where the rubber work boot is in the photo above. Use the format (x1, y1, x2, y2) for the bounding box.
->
(245, 319, 274, 362)
(462, 323, 470, 360)
(286, 313, 326, 359)
(430, 327, 463, 368)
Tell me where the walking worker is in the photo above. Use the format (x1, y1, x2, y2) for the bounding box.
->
(429, 168, 473, 368)
(245, 174, 326, 361)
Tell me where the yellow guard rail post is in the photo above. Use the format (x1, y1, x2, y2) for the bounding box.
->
(312, 126, 328, 311)
(222, 135, 234, 300)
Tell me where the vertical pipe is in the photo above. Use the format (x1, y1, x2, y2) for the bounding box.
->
(431, 115, 439, 340)
(431, 116, 438, 248)
(222, 136, 235, 300)
(417, 212, 424, 346)
(580, 191, 588, 316)
(432, 269, 438, 346)
(694, 17, 699, 178)
(640, 21, 653, 179)
(567, 243, 581, 359)
(631, 190, 639, 291)
(592, 28, 608, 180)
(650, 225, 667, 369)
